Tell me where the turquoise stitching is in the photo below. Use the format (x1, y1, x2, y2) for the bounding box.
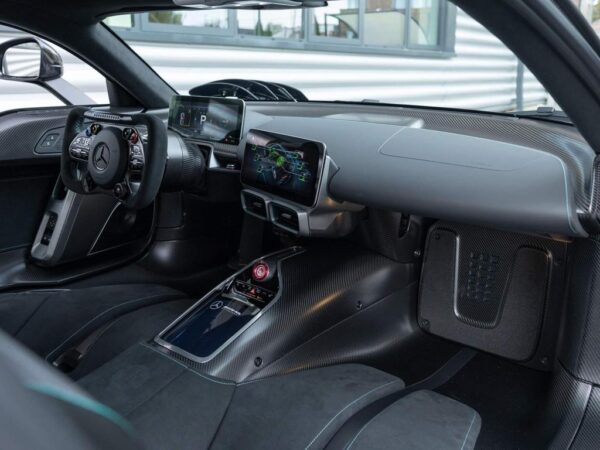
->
(26, 382, 134, 435)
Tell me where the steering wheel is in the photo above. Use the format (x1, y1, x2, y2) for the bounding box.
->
(60, 108, 167, 210)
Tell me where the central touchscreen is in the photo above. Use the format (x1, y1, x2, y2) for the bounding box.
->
(168, 95, 244, 145)
(241, 130, 324, 207)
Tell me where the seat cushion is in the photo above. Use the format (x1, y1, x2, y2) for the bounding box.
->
(0, 284, 187, 362)
(0, 329, 141, 450)
(346, 390, 481, 450)
(78, 343, 405, 450)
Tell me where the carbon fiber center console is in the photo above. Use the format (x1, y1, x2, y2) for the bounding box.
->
(152, 241, 412, 382)
(156, 247, 300, 363)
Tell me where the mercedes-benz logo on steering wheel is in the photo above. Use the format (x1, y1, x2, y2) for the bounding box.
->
(93, 143, 110, 171)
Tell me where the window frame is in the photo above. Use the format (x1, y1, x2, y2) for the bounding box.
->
(106, 3, 457, 58)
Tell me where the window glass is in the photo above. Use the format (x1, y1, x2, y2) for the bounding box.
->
(409, 0, 440, 46)
(237, 10, 303, 38)
(105, 3, 557, 113)
(365, 0, 407, 47)
(148, 10, 229, 29)
(104, 15, 133, 28)
(313, 0, 359, 40)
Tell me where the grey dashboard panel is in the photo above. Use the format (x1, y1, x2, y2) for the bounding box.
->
(253, 115, 586, 237)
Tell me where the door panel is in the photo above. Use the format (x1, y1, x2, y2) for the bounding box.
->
(0, 164, 57, 252)
(0, 107, 67, 253)
(0, 107, 155, 291)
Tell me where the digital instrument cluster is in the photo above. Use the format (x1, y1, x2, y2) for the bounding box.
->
(168, 95, 245, 145)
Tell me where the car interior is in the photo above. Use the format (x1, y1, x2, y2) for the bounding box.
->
(2, 0, 600, 449)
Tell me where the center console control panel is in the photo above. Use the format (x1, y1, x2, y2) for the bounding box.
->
(155, 247, 302, 362)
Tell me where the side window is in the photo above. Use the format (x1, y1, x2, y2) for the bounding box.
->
(0, 26, 108, 112)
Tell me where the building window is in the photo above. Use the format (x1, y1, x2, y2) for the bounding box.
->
(313, 0, 360, 40)
(237, 10, 303, 39)
(409, 0, 441, 46)
(141, 10, 231, 35)
(105, 1, 454, 56)
(148, 10, 229, 29)
(364, 0, 408, 47)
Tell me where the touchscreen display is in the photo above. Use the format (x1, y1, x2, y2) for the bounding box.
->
(241, 130, 324, 207)
(168, 95, 244, 145)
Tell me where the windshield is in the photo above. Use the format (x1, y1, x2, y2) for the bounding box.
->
(105, 0, 563, 115)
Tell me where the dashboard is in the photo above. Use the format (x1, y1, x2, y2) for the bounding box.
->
(166, 97, 597, 239)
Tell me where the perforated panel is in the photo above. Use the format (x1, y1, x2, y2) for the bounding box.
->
(419, 221, 568, 365)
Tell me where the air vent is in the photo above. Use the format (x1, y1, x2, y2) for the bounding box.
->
(271, 203, 300, 234)
(242, 192, 268, 220)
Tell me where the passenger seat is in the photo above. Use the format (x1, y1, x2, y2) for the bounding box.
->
(0, 329, 481, 449)
(345, 390, 481, 450)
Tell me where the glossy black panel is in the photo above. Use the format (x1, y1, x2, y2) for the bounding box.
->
(163, 296, 257, 359)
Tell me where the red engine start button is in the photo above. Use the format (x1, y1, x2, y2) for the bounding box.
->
(252, 261, 270, 282)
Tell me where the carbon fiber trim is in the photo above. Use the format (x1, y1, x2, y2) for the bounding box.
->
(541, 365, 592, 450)
(419, 221, 568, 365)
(572, 386, 600, 449)
(246, 284, 418, 381)
(560, 236, 600, 385)
(152, 240, 414, 382)
(0, 108, 72, 161)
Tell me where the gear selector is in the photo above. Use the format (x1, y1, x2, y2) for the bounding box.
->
(155, 247, 302, 362)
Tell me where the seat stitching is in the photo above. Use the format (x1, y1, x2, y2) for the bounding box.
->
(45, 293, 183, 361)
(460, 412, 477, 450)
(345, 409, 386, 450)
(238, 364, 385, 387)
(124, 369, 188, 418)
(141, 343, 236, 386)
(14, 291, 55, 337)
(304, 379, 402, 450)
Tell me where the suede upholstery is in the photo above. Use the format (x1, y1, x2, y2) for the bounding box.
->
(348, 390, 481, 450)
(0, 329, 141, 450)
(79, 343, 404, 450)
(0, 284, 187, 362)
